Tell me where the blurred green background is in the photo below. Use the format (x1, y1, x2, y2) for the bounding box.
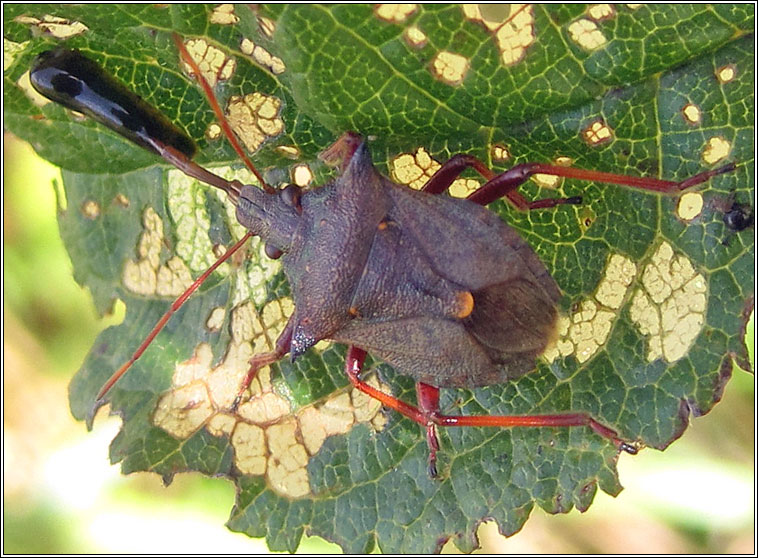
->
(3, 132, 754, 553)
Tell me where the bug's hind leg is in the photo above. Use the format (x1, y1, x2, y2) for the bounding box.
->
(344, 347, 443, 476)
(344, 346, 638, 478)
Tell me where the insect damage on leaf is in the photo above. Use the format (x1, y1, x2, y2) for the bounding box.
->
(532, 156, 573, 189)
(682, 103, 702, 125)
(629, 242, 707, 363)
(462, 4, 535, 66)
(225, 92, 285, 154)
(374, 4, 418, 24)
(677, 192, 704, 221)
(240, 38, 286, 76)
(291, 164, 313, 187)
(13, 14, 88, 39)
(210, 4, 240, 26)
(491, 144, 511, 162)
(179, 38, 236, 88)
(403, 25, 428, 49)
(391, 146, 479, 197)
(80, 199, 100, 220)
(545, 254, 637, 364)
(567, 18, 608, 51)
(716, 64, 737, 83)
(152, 296, 386, 498)
(122, 207, 193, 297)
(583, 120, 614, 146)
(206, 307, 226, 332)
(702, 136, 731, 165)
(587, 4, 616, 21)
(430, 51, 469, 87)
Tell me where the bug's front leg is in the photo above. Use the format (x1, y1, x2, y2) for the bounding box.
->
(231, 315, 295, 411)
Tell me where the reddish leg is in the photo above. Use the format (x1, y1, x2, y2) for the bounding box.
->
(231, 316, 295, 411)
(345, 346, 636, 478)
(172, 33, 273, 193)
(88, 233, 253, 424)
(91, 36, 277, 421)
(422, 152, 736, 209)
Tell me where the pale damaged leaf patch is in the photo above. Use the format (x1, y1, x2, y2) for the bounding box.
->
(152, 296, 386, 498)
(629, 242, 707, 363)
(114, 193, 130, 208)
(682, 103, 702, 125)
(166, 164, 279, 307)
(122, 207, 193, 297)
(167, 170, 218, 273)
(226, 92, 285, 155)
(532, 156, 572, 189)
(716, 64, 737, 84)
(14, 14, 88, 39)
(702, 136, 731, 165)
(16, 69, 51, 107)
(374, 4, 418, 24)
(210, 4, 239, 26)
(276, 145, 301, 159)
(206, 307, 226, 332)
(257, 15, 276, 39)
(587, 4, 616, 21)
(240, 38, 286, 75)
(292, 164, 313, 187)
(568, 18, 608, 51)
(180, 39, 236, 89)
(462, 4, 535, 66)
(391, 147, 479, 197)
(430, 51, 469, 87)
(80, 199, 100, 219)
(491, 144, 511, 162)
(677, 192, 704, 221)
(583, 120, 614, 146)
(545, 254, 636, 363)
(4, 38, 28, 71)
(404, 26, 428, 49)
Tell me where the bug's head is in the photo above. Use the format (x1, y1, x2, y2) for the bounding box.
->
(235, 183, 303, 258)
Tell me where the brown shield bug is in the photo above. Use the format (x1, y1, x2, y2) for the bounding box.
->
(30, 37, 737, 478)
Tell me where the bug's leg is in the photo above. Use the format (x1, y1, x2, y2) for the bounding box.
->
(416, 382, 442, 478)
(344, 348, 638, 476)
(430, 409, 639, 455)
(231, 316, 295, 411)
(421, 154, 581, 209)
(172, 33, 274, 193)
(344, 347, 430, 423)
(88, 232, 254, 428)
(421, 152, 735, 210)
(344, 348, 449, 478)
(319, 131, 364, 171)
(468, 161, 737, 208)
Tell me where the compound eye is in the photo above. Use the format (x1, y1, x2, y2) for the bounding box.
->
(264, 242, 283, 260)
(280, 184, 302, 212)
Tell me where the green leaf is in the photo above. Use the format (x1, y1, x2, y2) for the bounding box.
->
(4, 4, 753, 553)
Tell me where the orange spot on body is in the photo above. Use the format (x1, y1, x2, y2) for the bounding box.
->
(455, 291, 475, 319)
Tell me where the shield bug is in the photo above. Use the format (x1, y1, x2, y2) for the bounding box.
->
(29, 37, 738, 480)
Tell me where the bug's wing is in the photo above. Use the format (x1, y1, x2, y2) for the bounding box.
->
(387, 185, 560, 374)
(386, 184, 559, 295)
